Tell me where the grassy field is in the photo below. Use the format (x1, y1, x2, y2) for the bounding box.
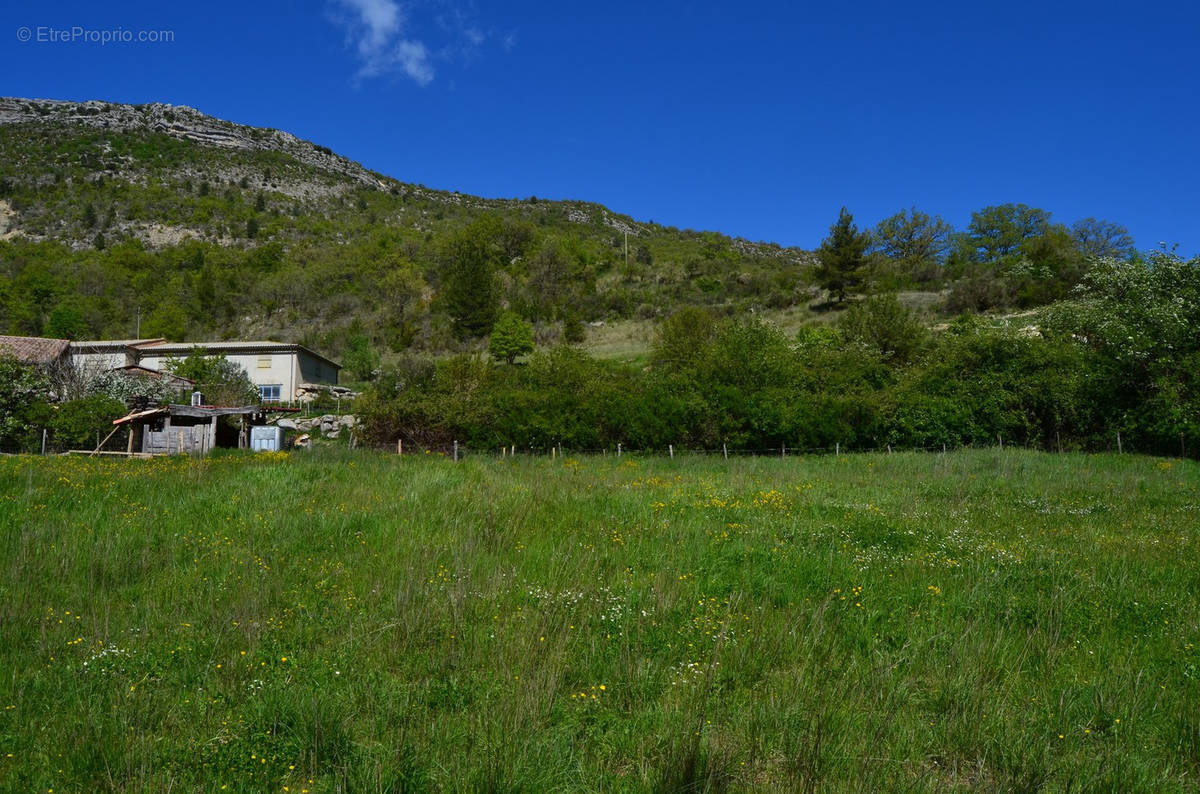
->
(1, 449, 1199, 792)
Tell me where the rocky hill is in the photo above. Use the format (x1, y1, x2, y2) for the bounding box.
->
(0, 97, 385, 188)
(0, 96, 815, 366)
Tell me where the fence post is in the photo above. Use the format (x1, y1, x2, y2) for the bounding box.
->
(669, 444, 674, 459)
(397, 439, 403, 456)
(1116, 432, 1122, 454)
(453, 440, 459, 462)
(41, 428, 47, 455)
(617, 443, 622, 457)
(723, 443, 728, 460)
(835, 442, 840, 457)
(887, 444, 891, 454)
(781, 443, 786, 459)
(998, 434, 1003, 451)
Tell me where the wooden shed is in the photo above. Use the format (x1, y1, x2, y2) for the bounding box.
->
(113, 404, 295, 455)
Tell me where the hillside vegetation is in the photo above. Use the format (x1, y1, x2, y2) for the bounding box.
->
(0, 97, 1142, 367)
(0, 98, 810, 360)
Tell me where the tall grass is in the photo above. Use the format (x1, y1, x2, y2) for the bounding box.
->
(0, 449, 1197, 791)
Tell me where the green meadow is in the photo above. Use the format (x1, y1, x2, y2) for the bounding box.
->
(1, 449, 1198, 792)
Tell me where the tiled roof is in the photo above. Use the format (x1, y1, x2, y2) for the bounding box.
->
(0, 335, 71, 365)
(70, 338, 166, 351)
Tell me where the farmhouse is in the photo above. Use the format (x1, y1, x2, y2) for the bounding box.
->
(72, 339, 340, 403)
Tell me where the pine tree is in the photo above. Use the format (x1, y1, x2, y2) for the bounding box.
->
(442, 220, 500, 338)
(815, 207, 871, 303)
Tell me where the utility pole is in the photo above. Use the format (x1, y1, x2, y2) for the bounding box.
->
(135, 306, 141, 338)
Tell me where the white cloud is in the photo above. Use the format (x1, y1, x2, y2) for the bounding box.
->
(392, 40, 435, 85)
(333, 0, 435, 86)
(330, 0, 504, 86)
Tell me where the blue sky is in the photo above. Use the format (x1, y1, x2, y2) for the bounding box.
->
(3, 1, 1198, 254)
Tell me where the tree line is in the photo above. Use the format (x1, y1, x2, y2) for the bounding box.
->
(813, 204, 1136, 311)
(358, 252, 1200, 458)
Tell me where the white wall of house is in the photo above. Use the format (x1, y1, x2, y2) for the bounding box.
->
(72, 350, 129, 372)
(227, 352, 297, 402)
(137, 346, 337, 402)
(69, 340, 339, 403)
(70, 340, 164, 375)
(136, 350, 293, 401)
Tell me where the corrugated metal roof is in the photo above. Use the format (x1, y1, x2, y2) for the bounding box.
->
(0, 335, 70, 364)
(138, 341, 341, 369)
(72, 338, 341, 371)
(113, 403, 301, 424)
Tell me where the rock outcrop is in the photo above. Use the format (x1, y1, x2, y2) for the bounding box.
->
(279, 414, 357, 438)
(294, 383, 358, 404)
(0, 97, 390, 189)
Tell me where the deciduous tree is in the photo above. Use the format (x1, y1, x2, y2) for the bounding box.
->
(488, 312, 535, 365)
(837, 293, 928, 364)
(872, 207, 953, 284)
(165, 348, 258, 405)
(1071, 218, 1135, 260)
(960, 203, 1052, 271)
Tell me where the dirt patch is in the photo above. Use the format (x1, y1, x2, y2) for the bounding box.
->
(0, 198, 23, 239)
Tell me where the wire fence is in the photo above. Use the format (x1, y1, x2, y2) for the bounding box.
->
(0, 425, 138, 457)
(3, 423, 1191, 460)
(367, 434, 1195, 461)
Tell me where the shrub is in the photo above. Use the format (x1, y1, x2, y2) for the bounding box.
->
(48, 394, 126, 449)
